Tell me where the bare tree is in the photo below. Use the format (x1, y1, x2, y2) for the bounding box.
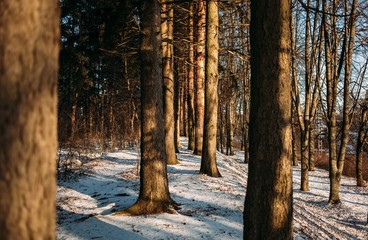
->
(293, 0, 322, 191)
(0, 0, 60, 238)
(322, 0, 358, 204)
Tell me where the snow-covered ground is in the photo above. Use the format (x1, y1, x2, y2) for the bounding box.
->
(57, 138, 368, 240)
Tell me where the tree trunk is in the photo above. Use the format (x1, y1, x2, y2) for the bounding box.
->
(162, 0, 179, 165)
(226, 104, 231, 155)
(292, 116, 298, 166)
(175, 75, 181, 151)
(244, 0, 293, 239)
(356, 144, 365, 187)
(115, 0, 175, 215)
(309, 124, 315, 171)
(200, 0, 221, 178)
(71, 97, 77, 141)
(180, 78, 187, 137)
(109, 102, 115, 151)
(194, 0, 206, 155)
(240, 2, 250, 164)
(0, 1, 60, 238)
(219, 104, 225, 154)
(100, 92, 105, 154)
(355, 108, 366, 186)
(187, 2, 195, 150)
(322, 0, 339, 204)
(300, 129, 309, 191)
(290, 5, 299, 168)
(227, 81, 236, 156)
(300, 0, 313, 192)
(356, 91, 368, 187)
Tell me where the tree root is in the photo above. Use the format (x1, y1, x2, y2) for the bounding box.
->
(112, 199, 180, 216)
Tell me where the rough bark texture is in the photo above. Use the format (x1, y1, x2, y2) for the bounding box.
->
(194, 0, 206, 155)
(114, 0, 175, 215)
(0, 0, 60, 239)
(244, 0, 293, 239)
(200, 0, 221, 178)
(162, 0, 179, 165)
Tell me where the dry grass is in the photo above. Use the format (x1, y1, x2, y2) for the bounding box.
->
(314, 152, 368, 181)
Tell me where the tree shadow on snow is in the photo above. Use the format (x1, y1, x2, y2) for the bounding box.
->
(57, 207, 148, 240)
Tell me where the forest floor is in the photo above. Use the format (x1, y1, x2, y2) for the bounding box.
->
(57, 138, 368, 240)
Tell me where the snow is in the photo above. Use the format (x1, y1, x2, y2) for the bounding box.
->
(57, 138, 368, 240)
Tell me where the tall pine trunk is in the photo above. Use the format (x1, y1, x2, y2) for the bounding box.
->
(115, 0, 175, 215)
(200, 0, 221, 178)
(244, 0, 293, 238)
(162, 1, 179, 165)
(187, 2, 195, 150)
(194, 0, 206, 155)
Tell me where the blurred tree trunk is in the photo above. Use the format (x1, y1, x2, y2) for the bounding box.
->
(244, 0, 293, 238)
(109, 97, 115, 151)
(200, 0, 221, 178)
(115, 0, 176, 215)
(0, 0, 60, 238)
(71, 95, 77, 141)
(194, 0, 206, 155)
(162, 0, 179, 164)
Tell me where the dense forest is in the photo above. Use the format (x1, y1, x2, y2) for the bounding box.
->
(0, 0, 367, 239)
